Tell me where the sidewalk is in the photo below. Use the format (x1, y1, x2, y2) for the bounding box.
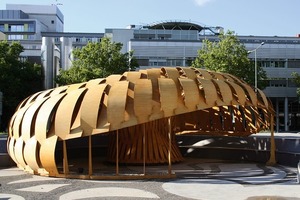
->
(0, 158, 299, 200)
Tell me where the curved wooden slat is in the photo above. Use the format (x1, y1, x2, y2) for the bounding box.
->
(226, 81, 246, 105)
(14, 138, 27, 168)
(55, 88, 86, 140)
(213, 79, 233, 105)
(134, 79, 153, 123)
(257, 89, 269, 108)
(21, 98, 49, 142)
(39, 135, 59, 176)
(81, 84, 107, 136)
(23, 137, 40, 172)
(158, 78, 177, 117)
(7, 137, 18, 164)
(107, 81, 129, 130)
(147, 68, 163, 120)
(197, 79, 218, 107)
(180, 67, 197, 80)
(35, 93, 66, 143)
(12, 103, 32, 139)
(178, 78, 200, 111)
(197, 69, 213, 79)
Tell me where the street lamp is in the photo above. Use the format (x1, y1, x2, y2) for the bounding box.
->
(248, 42, 265, 91)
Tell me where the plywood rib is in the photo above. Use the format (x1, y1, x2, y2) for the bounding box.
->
(7, 67, 274, 178)
(134, 79, 152, 123)
(35, 93, 66, 142)
(179, 79, 200, 111)
(107, 81, 129, 130)
(55, 88, 86, 140)
(81, 84, 106, 136)
(158, 78, 178, 117)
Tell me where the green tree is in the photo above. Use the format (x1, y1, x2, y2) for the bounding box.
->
(291, 72, 300, 96)
(0, 41, 43, 131)
(192, 30, 267, 89)
(55, 37, 139, 85)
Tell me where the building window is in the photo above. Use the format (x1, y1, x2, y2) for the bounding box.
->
(258, 60, 285, 68)
(8, 35, 24, 40)
(9, 25, 24, 32)
(288, 59, 300, 68)
(51, 20, 55, 24)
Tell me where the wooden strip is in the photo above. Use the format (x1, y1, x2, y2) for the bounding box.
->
(55, 88, 86, 140)
(162, 67, 187, 115)
(162, 67, 180, 80)
(81, 84, 107, 136)
(107, 81, 129, 130)
(14, 138, 27, 168)
(39, 135, 59, 176)
(88, 135, 92, 176)
(158, 78, 177, 117)
(121, 81, 138, 129)
(168, 117, 172, 175)
(93, 92, 110, 134)
(210, 71, 226, 80)
(63, 140, 69, 175)
(197, 79, 218, 107)
(23, 137, 40, 172)
(134, 79, 152, 123)
(180, 67, 197, 79)
(226, 81, 246, 105)
(240, 83, 257, 106)
(197, 69, 213, 79)
(66, 83, 86, 93)
(126, 71, 141, 83)
(178, 78, 200, 111)
(85, 78, 105, 87)
(21, 97, 49, 142)
(49, 85, 68, 96)
(35, 93, 66, 142)
(12, 103, 32, 139)
(8, 137, 18, 164)
(105, 75, 124, 86)
(213, 79, 233, 105)
(147, 69, 163, 120)
(257, 89, 269, 108)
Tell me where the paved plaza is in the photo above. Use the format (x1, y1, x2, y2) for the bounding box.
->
(0, 158, 299, 200)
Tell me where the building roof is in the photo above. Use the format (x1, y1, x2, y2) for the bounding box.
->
(145, 21, 204, 31)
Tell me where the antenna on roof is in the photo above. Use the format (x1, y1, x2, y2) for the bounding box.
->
(52, 0, 63, 6)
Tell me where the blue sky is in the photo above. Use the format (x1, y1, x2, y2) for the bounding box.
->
(1, 0, 299, 37)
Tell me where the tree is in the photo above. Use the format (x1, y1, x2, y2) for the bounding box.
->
(192, 30, 267, 89)
(0, 41, 43, 131)
(55, 37, 139, 85)
(291, 72, 300, 97)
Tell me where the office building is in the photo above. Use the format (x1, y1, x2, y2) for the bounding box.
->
(1, 4, 300, 132)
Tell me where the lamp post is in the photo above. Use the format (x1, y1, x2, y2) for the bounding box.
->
(248, 42, 265, 91)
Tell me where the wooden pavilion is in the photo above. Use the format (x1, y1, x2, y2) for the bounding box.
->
(7, 67, 275, 179)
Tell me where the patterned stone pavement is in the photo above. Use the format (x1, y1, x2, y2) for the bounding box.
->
(0, 159, 299, 200)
